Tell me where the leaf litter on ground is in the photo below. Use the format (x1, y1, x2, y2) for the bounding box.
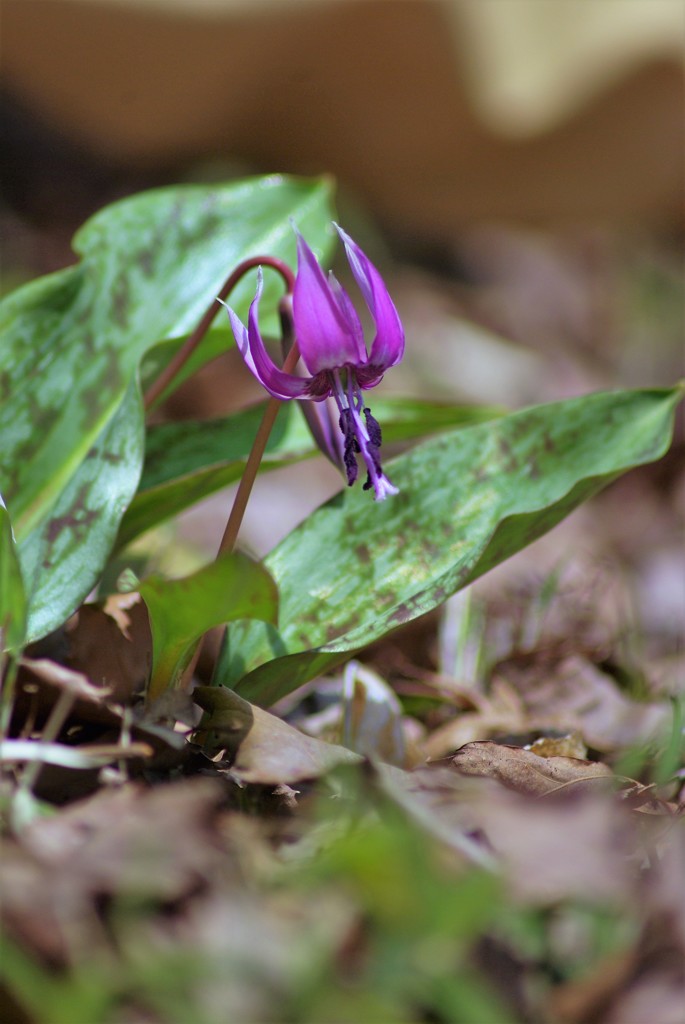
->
(3, 523, 684, 1023)
(2, 219, 684, 1023)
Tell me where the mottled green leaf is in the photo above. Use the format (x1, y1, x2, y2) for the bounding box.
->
(0, 175, 334, 640)
(215, 386, 682, 706)
(117, 397, 501, 548)
(1, 176, 333, 539)
(140, 552, 278, 702)
(118, 402, 308, 551)
(18, 381, 144, 643)
(0, 495, 27, 653)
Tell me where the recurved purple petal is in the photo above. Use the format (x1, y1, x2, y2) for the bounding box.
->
(334, 223, 405, 370)
(327, 273, 367, 356)
(224, 270, 309, 401)
(293, 230, 366, 374)
(220, 300, 256, 376)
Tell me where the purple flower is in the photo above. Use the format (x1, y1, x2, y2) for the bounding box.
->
(222, 224, 404, 501)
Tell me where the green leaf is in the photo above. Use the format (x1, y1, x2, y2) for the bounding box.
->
(117, 397, 502, 549)
(118, 402, 309, 550)
(0, 495, 27, 653)
(17, 380, 144, 643)
(0, 175, 334, 640)
(140, 552, 278, 702)
(215, 386, 682, 706)
(1, 176, 333, 540)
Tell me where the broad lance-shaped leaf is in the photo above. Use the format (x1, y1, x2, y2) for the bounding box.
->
(0, 177, 333, 540)
(116, 397, 502, 549)
(0, 176, 334, 641)
(18, 381, 143, 644)
(140, 552, 278, 702)
(215, 386, 682, 706)
(0, 494, 27, 653)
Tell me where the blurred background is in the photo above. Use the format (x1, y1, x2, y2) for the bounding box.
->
(1, 0, 684, 641)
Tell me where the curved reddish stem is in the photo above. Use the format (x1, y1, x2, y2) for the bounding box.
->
(143, 256, 295, 410)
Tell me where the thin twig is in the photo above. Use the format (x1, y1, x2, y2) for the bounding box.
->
(19, 689, 75, 795)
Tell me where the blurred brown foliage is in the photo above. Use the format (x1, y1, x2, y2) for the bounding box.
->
(2, 0, 683, 239)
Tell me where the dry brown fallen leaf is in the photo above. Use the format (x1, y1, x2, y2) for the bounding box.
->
(193, 686, 361, 786)
(470, 786, 635, 904)
(499, 654, 670, 752)
(450, 741, 614, 797)
(10, 655, 189, 804)
(0, 778, 228, 965)
(165, 882, 357, 1023)
(13, 656, 122, 736)
(231, 706, 362, 785)
(425, 654, 669, 761)
(65, 596, 152, 705)
(548, 837, 685, 1024)
(423, 678, 529, 759)
(526, 732, 588, 758)
(15, 598, 152, 738)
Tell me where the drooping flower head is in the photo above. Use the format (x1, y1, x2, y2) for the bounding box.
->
(222, 224, 405, 500)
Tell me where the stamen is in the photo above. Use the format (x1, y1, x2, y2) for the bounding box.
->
(343, 443, 359, 485)
(363, 407, 382, 447)
(338, 407, 360, 486)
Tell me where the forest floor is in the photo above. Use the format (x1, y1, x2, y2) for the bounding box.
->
(1, 150, 683, 1023)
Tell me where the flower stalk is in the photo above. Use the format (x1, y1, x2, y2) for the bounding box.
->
(217, 307, 299, 556)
